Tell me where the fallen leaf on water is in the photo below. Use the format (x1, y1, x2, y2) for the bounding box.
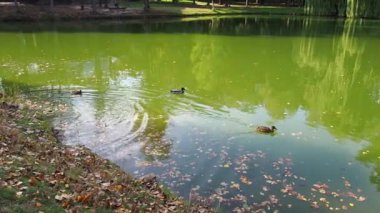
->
(310, 201, 319, 209)
(230, 182, 240, 190)
(296, 194, 307, 201)
(344, 180, 351, 188)
(357, 196, 366, 202)
(331, 192, 340, 197)
(240, 176, 252, 185)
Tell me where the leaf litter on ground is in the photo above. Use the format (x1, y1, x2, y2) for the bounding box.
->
(0, 96, 212, 212)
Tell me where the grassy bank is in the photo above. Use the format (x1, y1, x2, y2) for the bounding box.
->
(0, 1, 305, 22)
(0, 94, 211, 212)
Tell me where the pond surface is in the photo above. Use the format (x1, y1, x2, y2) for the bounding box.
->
(1, 16, 380, 212)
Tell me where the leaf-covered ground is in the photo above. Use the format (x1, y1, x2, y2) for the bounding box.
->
(0, 95, 212, 212)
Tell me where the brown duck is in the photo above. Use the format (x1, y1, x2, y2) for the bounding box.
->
(71, 90, 82, 95)
(256, 125, 277, 134)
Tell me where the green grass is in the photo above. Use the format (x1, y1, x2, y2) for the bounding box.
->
(0, 187, 17, 201)
(120, 1, 304, 16)
(152, 6, 303, 17)
(66, 167, 84, 181)
(0, 186, 62, 212)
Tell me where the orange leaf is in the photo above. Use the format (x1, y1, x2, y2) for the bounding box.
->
(62, 200, 70, 208)
(28, 177, 37, 186)
(76, 194, 91, 203)
(113, 184, 124, 192)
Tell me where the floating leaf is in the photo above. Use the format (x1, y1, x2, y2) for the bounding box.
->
(357, 196, 366, 202)
(230, 182, 240, 190)
(310, 201, 319, 209)
(240, 176, 252, 185)
(344, 180, 351, 188)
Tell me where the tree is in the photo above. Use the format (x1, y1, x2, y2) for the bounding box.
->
(14, 0, 19, 11)
(304, 0, 380, 18)
(144, 0, 150, 10)
(224, 0, 229, 7)
(91, 0, 96, 12)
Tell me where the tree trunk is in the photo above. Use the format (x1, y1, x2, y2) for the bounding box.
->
(91, 0, 96, 12)
(81, 0, 84, 10)
(193, 0, 196, 5)
(144, 0, 150, 10)
(50, 0, 54, 10)
(14, 0, 18, 11)
(246, 0, 248, 7)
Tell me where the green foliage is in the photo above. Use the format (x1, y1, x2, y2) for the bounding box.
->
(305, 0, 380, 18)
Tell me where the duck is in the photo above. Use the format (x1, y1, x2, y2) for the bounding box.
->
(256, 125, 277, 134)
(170, 87, 185, 94)
(71, 90, 82, 95)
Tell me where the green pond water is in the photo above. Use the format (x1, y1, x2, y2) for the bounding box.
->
(1, 16, 380, 212)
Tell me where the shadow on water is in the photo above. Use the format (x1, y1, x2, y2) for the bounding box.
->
(0, 15, 380, 37)
(1, 16, 380, 211)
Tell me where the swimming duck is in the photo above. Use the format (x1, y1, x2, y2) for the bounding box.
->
(170, 87, 185, 94)
(256, 125, 277, 134)
(71, 90, 82, 95)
